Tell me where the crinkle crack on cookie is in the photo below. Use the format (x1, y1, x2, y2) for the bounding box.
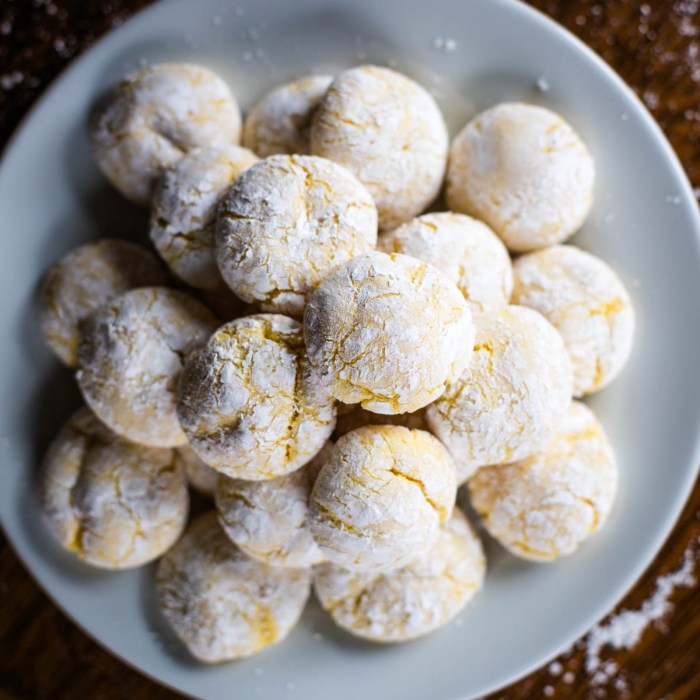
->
(92, 63, 241, 206)
(39, 407, 188, 569)
(446, 102, 595, 253)
(243, 75, 333, 157)
(176, 314, 336, 480)
(378, 211, 513, 311)
(216, 442, 332, 568)
(512, 244, 635, 396)
(468, 401, 618, 561)
(76, 287, 217, 448)
(304, 251, 474, 414)
(314, 508, 485, 642)
(150, 144, 259, 291)
(311, 65, 448, 230)
(156, 512, 311, 663)
(427, 305, 573, 482)
(216, 154, 377, 317)
(309, 426, 457, 571)
(39, 239, 167, 367)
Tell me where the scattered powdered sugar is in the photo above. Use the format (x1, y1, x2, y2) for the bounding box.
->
(536, 76, 551, 92)
(433, 36, 458, 52)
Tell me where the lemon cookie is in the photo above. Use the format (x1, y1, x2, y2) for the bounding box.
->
(176, 444, 219, 497)
(446, 103, 595, 252)
(243, 75, 333, 157)
(76, 287, 217, 448)
(468, 401, 618, 561)
(92, 63, 241, 206)
(309, 426, 457, 571)
(150, 144, 258, 291)
(311, 65, 448, 230)
(427, 305, 572, 482)
(314, 508, 485, 642)
(156, 512, 311, 663)
(216, 154, 377, 317)
(512, 245, 635, 396)
(304, 251, 474, 414)
(39, 407, 188, 569)
(333, 404, 430, 440)
(176, 314, 335, 480)
(378, 212, 513, 310)
(216, 442, 332, 568)
(39, 239, 167, 367)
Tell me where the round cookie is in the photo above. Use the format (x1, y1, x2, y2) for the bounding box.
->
(243, 75, 333, 157)
(333, 404, 430, 440)
(216, 441, 333, 568)
(176, 314, 335, 480)
(150, 144, 259, 291)
(446, 103, 595, 253)
(304, 251, 474, 414)
(468, 401, 618, 561)
(216, 154, 377, 317)
(311, 65, 448, 230)
(156, 512, 311, 663)
(39, 407, 188, 569)
(309, 426, 457, 571)
(39, 239, 167, 367)
(511, 245, 635, 396)
(176, 444, 219, 497)
(314, 508, 485, 642)
(378, 212, 513, 310)
(92, 63, 241, 206)
(76, 287, 218, 448)
(426, 305, 573, 482)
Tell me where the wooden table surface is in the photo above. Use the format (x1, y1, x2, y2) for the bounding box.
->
(1, 1, 699, 698)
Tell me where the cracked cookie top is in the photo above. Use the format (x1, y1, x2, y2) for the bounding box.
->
(39, 239, 167, 367)
(446, 103, 595, 253)
(216, 154, 377, 317)
(309, 426, 457, 571)
(176, 314, 336, 480)
(76, 287, 218, 448)
(468, 401, 618, 561)
(512, 245, 635, 397)
(91, 63, 241, 207)
(150, 144, 258, 291)
(314, 507, 485, 642)
(304, 251, 474, 414)
(156, 512, 311, 663)
(310, 65, 448, 230)
(243, 75, 333, 157)
(39, 407, 188, 569)
(427, 305, 573, 482)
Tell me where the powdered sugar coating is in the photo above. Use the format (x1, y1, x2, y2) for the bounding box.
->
(311, 65, 448, 230)
(39, 239, 167, 367)
(39, 407, 188, 569)
(314, 508, 485, 642)
(216, 154, 377, 317)
(309, 426, 457, 571)
(512, 245, 635, 396)
(150, 144, 259, 290)
(378, 212, 513, 310)
(176, 444, 219, 497)
(446, 103, 595, 253)
(304, 251, 474, 414)
(76, 287, 217, 448)
(176, 314, 336, 480)
(156, 512, 311, 663)
(427, 305, 573, 482)
(92, 63, 241, 206)
(333, 404, 430, 440)
(243, 75, 333, 157)
(216, 442, 332, 568)
(469, 401, 618, 561)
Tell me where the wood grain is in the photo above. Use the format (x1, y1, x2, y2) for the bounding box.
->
(1, 1, 699, 698)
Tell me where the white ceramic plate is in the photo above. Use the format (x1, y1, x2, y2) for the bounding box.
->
(2, 0, 700, 698)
